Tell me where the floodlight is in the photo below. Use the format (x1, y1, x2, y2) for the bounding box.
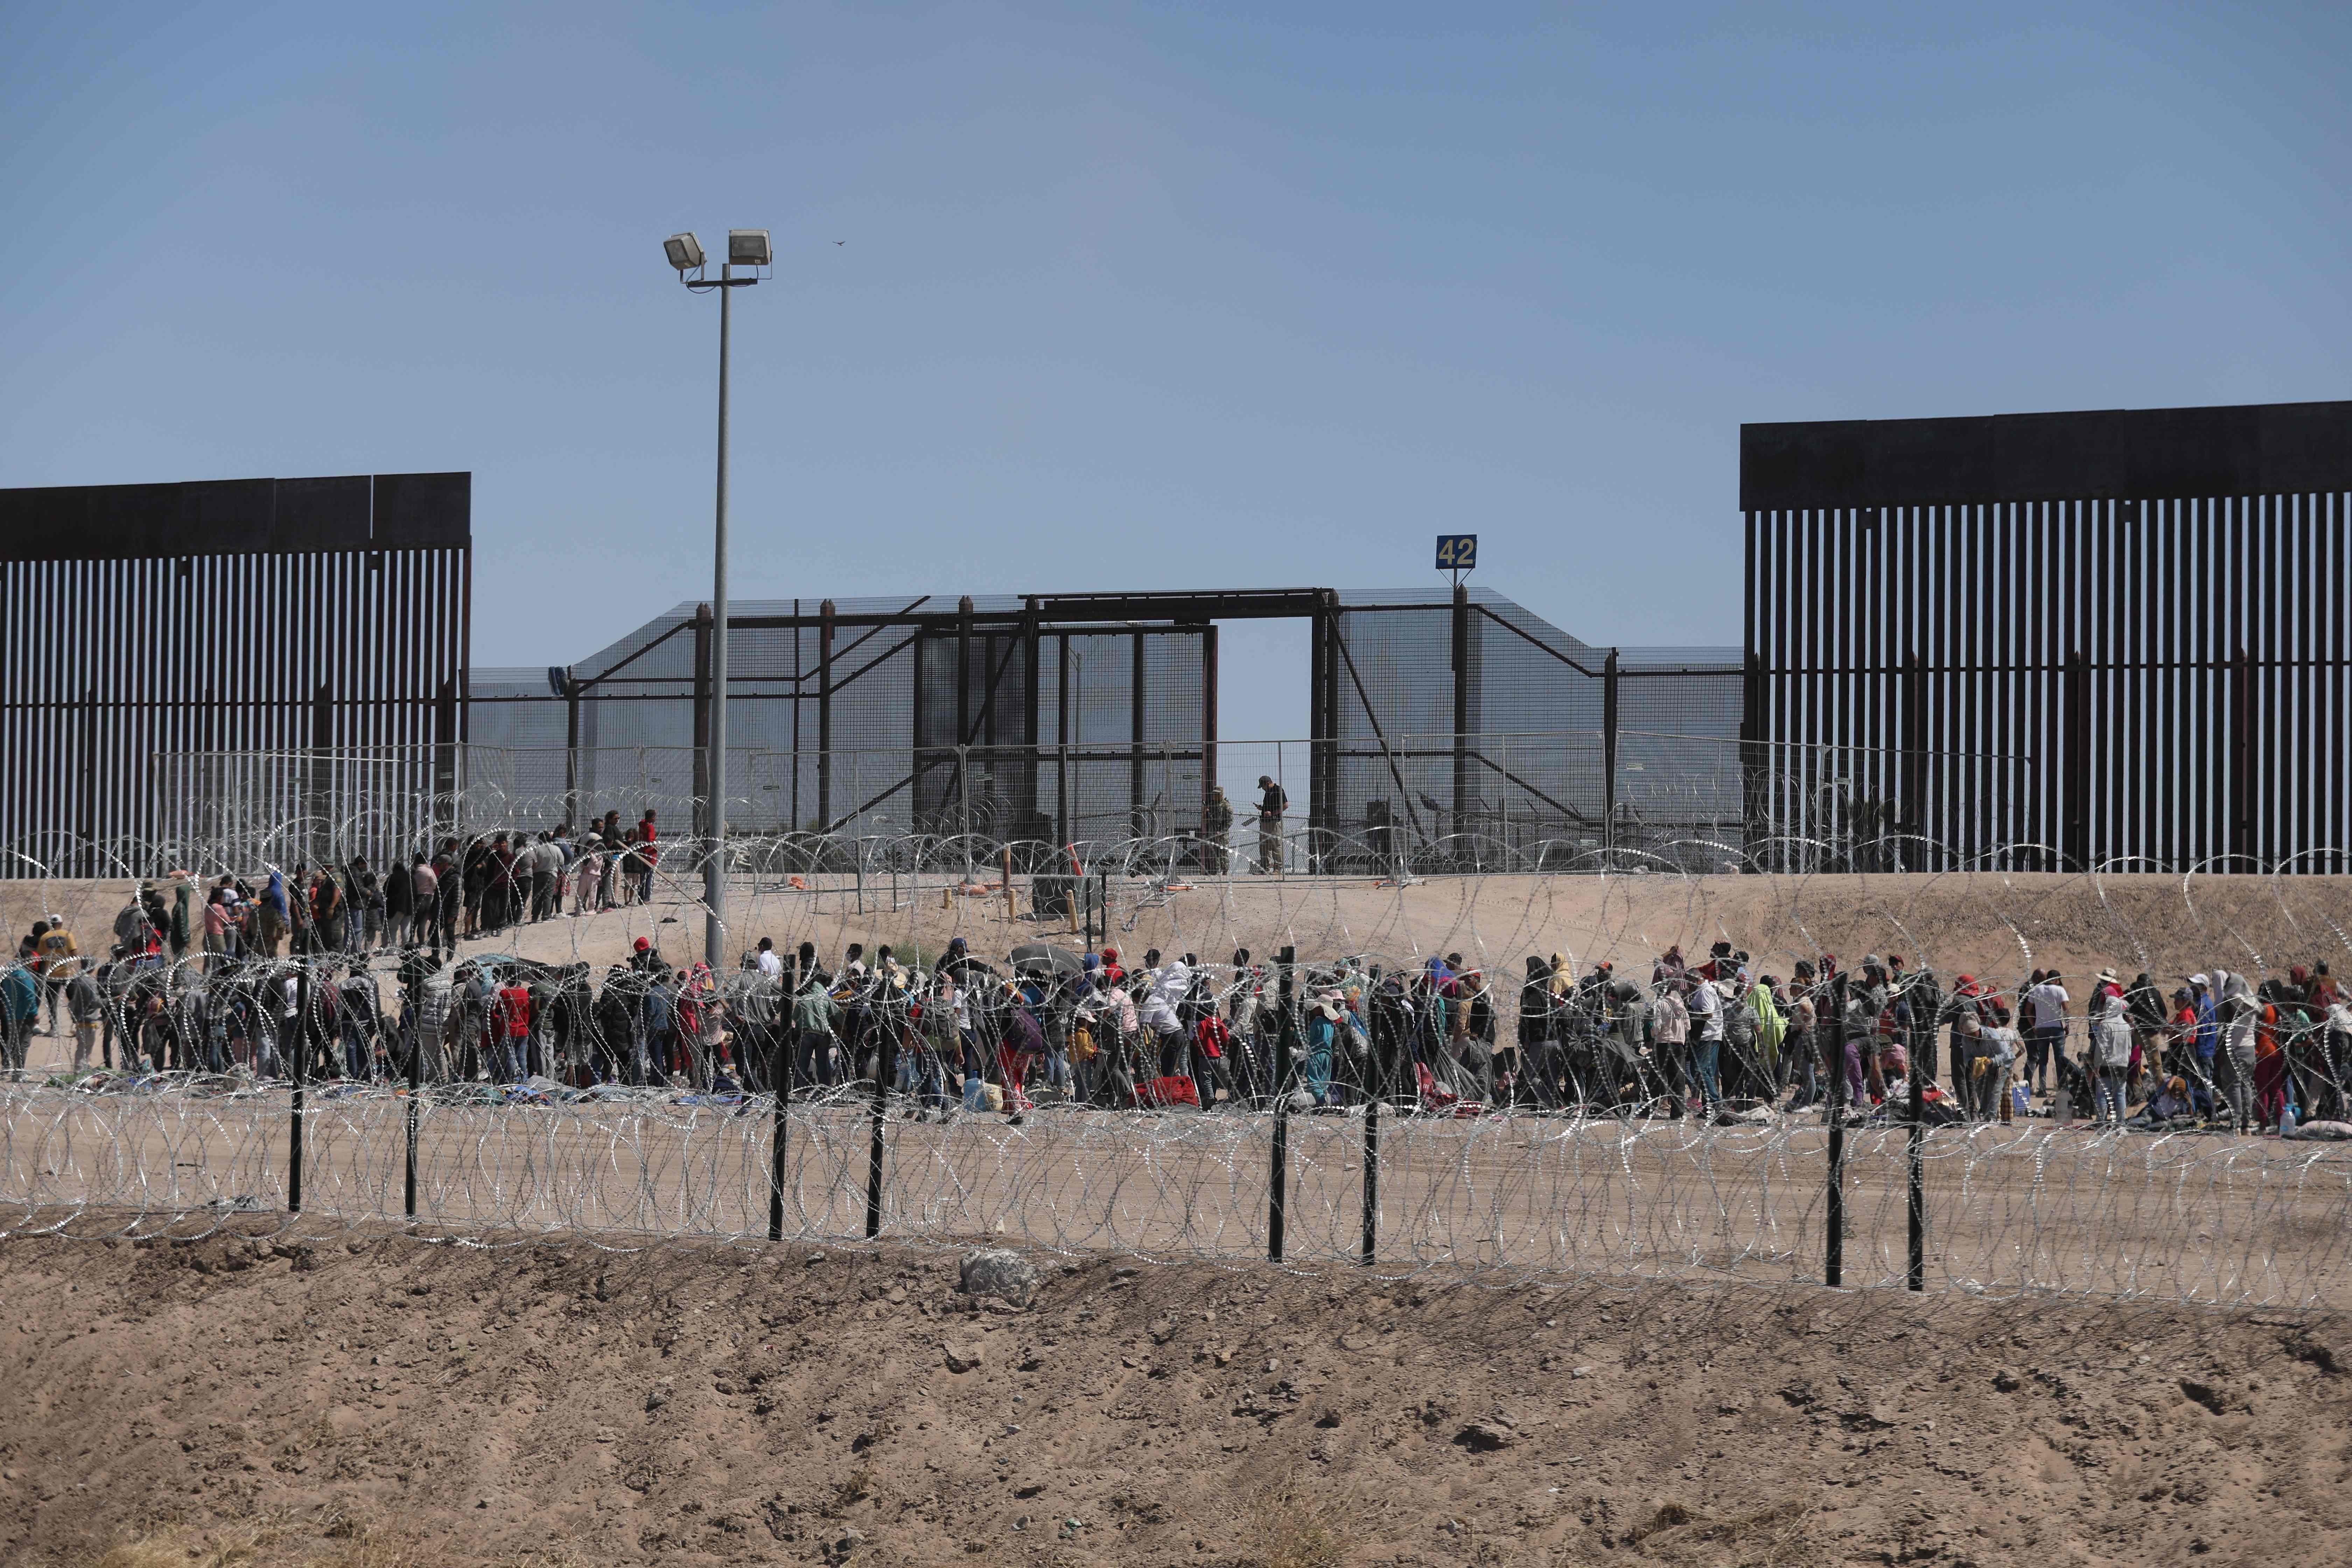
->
(728, 229, 771, 267)
(663, 232, 705, 272)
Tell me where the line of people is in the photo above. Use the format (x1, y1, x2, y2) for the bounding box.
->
(16, 899, 2352, 1136)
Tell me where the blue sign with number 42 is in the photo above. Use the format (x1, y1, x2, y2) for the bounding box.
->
(1435, 534, 1478, 572)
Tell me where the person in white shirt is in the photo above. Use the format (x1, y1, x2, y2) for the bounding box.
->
(1684, 976, 1725, 1111)
(2024, 972, 2070, 1097)
(1140, 949, 1192, 1078)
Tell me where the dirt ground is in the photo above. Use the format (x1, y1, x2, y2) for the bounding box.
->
(6, 1227, 2352, 1568)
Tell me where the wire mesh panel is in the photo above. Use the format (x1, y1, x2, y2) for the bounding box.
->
(466, 598, 1215, 853)
(153, 747, 454, 877)
(1326, 589, 1742, 872)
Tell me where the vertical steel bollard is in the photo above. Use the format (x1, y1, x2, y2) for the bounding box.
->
(289, 960, 309, 1214)
(1824, 972, 1847, 1288)
(404, 1007, 421, 1220)
(865, 1020, 892, 1241)
(1268, 945, 1294, 1263)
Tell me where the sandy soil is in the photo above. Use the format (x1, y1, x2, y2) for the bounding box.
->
(5, 1227, 2352, 1567)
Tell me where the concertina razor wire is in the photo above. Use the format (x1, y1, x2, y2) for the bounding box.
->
(6, 800, 2352, 1310)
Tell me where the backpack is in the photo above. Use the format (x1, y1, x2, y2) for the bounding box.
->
(1725, 993, 1756, 1048)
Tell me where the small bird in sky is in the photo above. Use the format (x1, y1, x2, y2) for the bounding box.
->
(834, 240, 845, 246)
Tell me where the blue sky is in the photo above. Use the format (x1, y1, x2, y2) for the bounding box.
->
(3, 1, 2347, 741)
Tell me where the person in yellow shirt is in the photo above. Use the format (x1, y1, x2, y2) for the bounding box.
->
(35, 917, 80, 1034)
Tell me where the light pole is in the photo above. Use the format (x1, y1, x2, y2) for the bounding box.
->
(665, 227, 769, 971)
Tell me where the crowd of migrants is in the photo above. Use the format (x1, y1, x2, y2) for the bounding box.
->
(7, 841, 2352, 1135)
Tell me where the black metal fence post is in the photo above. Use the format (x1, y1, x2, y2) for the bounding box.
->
(1824, 973, 1846, 1288)
(1360, 1062, 1380, 1266)
(771, 963, 796, 1244)
(864, 1021, 892, 1241)
(289, 960, 309, 1214)
(1269, 945, 1295, 1263)
(403, 1010, 420, 1220)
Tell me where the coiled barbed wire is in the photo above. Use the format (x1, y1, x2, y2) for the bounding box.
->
(4, 1081, 2348, 1308)
(7, 825, 2352, 1308)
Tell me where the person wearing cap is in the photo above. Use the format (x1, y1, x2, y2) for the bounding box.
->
(1250, 775, 1287, 875)
(1202, 785, 1236, 875)
(34, 917, 80, 1035)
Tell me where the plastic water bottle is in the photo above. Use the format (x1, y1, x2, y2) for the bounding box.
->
(2280, 1100, 2298, 1140)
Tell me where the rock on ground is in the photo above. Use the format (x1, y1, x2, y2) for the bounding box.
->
(957, 1247, 1038, 1307)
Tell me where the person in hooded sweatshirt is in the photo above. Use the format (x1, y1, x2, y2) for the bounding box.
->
(2218, 971, 2259, 1132)
(1140, 949, 1193, 1080)
(259, 871, 291, 957)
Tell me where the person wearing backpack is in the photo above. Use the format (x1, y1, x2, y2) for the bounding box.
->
(338, 964, 382, 1080)
(1251, 776, 1288, 874)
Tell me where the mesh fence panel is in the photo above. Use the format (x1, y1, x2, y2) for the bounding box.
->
(1328, 589, 1743, 872)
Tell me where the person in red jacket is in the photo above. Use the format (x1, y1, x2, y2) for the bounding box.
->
(634, 811, 659, 905)
(492, 976, 533, 1084)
